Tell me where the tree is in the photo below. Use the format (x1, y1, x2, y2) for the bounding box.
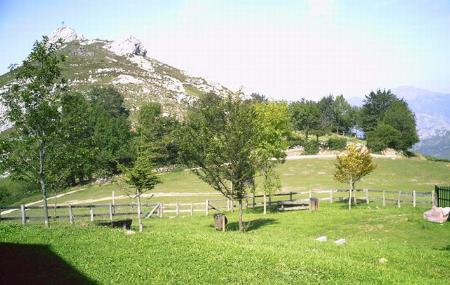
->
(178, 92, 288, 232)
(334, 144, 376, 210)
(137, 103, 180, 167)
(360, 89, 399, 133)
(254, 102, 291, 214)
(89, 87, 133, 176)
(381, 101, 418, 151)
(318, 95, 335, 133)
(366, 123, 402, 152)
(120, 149, 160, 232)
(332, 95, 352, 135)
(1, 37, 66, 227)
(248, 92, 268, 103)
(289, 99, 320, 139)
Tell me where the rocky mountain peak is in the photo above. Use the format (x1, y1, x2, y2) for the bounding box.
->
(48, 26, 84, 44)
(107, 36, 147, 57)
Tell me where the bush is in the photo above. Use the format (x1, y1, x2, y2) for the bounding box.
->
(326, 137, 347, 150)
(303, 141, 319, 154)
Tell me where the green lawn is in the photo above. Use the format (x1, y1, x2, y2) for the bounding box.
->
(1, 204, 449, 284)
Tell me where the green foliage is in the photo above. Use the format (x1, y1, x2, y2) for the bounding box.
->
(137, 102, 180, 166)
(367, 123, 402, 152)
(326, 137, 347, 150)
(120, 152, 160, 193)
(0, 36, 67, 225)
(289, 99, 320, 139)
(334, 144, 376, 185)
(178, 92, 289, 231)
(361, 89, 399, 133)
(381, 101, 419, 151)
(303, 140, 319, 155)
(89, 87, 133, 175)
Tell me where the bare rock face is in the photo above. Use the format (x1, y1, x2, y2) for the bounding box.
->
(107, 36, 147, 57)
(48, 26, 84, 44)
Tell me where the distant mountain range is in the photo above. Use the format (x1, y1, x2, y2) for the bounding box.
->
(349, 86, 450, 159)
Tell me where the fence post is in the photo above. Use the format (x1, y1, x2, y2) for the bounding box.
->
(289, 192, 293, 201)
(112, 191, 115, 214)
(382, 191, 386, 207)
(21, 204, 26, 225)
(159, 203, 164, 218)
(413, 191, 416, 208)
(309, 191, 312, 199)
(431, 190, 435, 206)
(252, 194, 255, 208)
(397, 191, 401, 208)
(69, 205, 73, 225)
(365, 189, 369, 204)
(205, 200, 209, 216)
(227, 198, 230, 211)
(176, 202, 180, 216)
(190, 203, 194, 216)
(90, 208, 94, 222)
(109, 203, 113, 221)
(268, 194, 272, 207)
(263, 194, 267, 215)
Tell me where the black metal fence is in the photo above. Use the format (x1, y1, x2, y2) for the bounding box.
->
(435, 185, 450, 207)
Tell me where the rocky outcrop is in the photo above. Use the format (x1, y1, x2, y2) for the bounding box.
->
(48, 26, 84, 44)
(107, 36, 147, 57)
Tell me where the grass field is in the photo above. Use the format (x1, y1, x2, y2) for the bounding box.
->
(1, 204, 449, 284)
(4, 157, 449, 207)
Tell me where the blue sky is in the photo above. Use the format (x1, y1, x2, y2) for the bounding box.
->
(1, 0, 450, 100)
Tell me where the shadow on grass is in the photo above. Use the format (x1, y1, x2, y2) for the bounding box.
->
(226, 218, 278, 232)
(438, 245, 450, 251)
(0, 243, 96, 284)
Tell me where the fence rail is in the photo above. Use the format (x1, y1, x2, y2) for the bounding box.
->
(0, 188, 434, 225)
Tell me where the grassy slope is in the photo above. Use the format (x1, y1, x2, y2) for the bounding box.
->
(5, 157, 449, 207)
(1, 204, 449, 284)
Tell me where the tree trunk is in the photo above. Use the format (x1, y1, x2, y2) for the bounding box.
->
(305, 130, 309, 140)
(348, 178, 353, 210)
(352, 181, 357, 205)
(39, 141, 49, 228)
(238, 199, 244, 232)
(137, 189, 143, 232)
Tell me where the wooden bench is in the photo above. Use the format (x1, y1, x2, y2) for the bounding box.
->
(278, 198, 319, 211)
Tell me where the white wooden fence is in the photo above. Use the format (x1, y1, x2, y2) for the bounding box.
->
(0, 189, 434, 225)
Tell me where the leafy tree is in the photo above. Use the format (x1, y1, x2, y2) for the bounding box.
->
(254, 102, 291, 214)
(332, 95, 352, 134)
(334, 144, 376, 210)
(289, 99, 320, 139)
(178, 92, 288, 232)
(89, 87, 133, 175)
(318, 95, 335, 133)
(0, 37, 66, 227)
(120, 149, 160, 232)
(381, 101, 419, 151)
(367, 123, 402, 152)
(50, 92, 97, 185)
(360, 89, 399, 133)
(137, 103, 180, 166)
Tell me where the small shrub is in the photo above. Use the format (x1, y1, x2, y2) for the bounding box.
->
(303, 141, 319, 154)
(326, 137, 347, 150)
